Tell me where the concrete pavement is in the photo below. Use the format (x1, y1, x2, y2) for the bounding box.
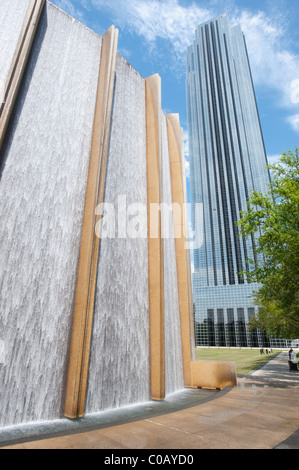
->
(2, 351, 299, 449)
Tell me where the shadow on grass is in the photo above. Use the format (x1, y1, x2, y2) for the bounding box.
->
(237, 356, 278, 374)
(195, 349, 281, 375)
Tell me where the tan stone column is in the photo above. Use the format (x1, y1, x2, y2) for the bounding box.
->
(0, 0, 45, 152)
(145, 74, 165, 400)
(166, 113, 195, 387)
(64, 26, 118, 419)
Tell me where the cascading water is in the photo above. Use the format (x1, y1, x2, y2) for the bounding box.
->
(0, 0, 31, 101)
(85, 55, 151, 413)
(86, 61, 185, 413)
(0, 0, 188, 434)
(0, 3, 101, 427)
(161, 114, 185, 395)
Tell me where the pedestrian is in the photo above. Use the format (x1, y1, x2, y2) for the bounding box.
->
(289, 348, 293, 360)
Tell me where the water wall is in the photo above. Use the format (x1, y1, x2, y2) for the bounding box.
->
(162, 114, 184, 395)
(0, 0, 31, 101)
(0, 1, 101, 427)
(85, 54, 150, 413)
(0, 0, 193, 432)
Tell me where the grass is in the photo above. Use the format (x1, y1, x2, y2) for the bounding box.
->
(195, 348, 283, 375)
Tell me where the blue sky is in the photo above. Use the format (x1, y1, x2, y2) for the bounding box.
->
(51, 0, 299, 172)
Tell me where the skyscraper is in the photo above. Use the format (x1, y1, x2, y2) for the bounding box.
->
(186, 14, 273, 347)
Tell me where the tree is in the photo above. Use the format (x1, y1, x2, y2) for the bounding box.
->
(238, 147, 299, 339)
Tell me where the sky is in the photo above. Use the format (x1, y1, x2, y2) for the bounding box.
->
(50, 0, 299, 176)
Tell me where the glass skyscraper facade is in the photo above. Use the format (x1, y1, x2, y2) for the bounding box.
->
(186, 14, 285, 347)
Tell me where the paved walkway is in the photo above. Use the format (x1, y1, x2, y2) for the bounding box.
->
(2, 352, 299, 449)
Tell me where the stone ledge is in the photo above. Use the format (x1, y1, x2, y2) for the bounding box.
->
(191, 360, 237, 390)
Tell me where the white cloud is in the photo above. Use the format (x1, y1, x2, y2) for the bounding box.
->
(184, 159, 190, 179)
(54, 0, 299, 132)
(54, 0, 86, 21)
(183, 129, 190, 179)
(233, 10, 299, 110)
(267, 154, 281, 165)
(91, 1, 299, 111)
(183, 129, 189, 158)
(287, 114, 299, 133)
(90, 0, 215, 74)
(291, 79, 299, 104)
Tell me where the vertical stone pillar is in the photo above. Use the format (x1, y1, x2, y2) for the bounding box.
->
(145, 74, 165, 400)
(166, 113, 194, 387)
(64, 25, 118, 419)
(0, 0, 45, 152)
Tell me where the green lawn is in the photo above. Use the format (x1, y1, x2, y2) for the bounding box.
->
(195, 348, 283, 374)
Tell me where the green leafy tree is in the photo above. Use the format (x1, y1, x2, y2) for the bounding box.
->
(238, 147, 299, 339)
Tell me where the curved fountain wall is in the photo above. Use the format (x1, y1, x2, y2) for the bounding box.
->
(0, 0, 191, 432)
(0, 2, 101, 427)
(85, 54, 151, 413)
(162, 114, 184, 395)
